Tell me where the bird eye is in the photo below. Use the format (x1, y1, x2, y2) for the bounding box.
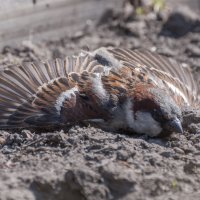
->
(151, 109, 165, 122)
(152, 109, 158, 118)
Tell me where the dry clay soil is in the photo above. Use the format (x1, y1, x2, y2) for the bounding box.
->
(0, 3, 200, 200)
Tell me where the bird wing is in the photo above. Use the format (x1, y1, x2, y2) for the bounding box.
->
(106, 48, 200, 108)
(0, 53, 106, 129)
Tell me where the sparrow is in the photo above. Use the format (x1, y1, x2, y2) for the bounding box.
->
(0, 47, 199, 137)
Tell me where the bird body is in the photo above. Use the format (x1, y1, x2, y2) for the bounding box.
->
(0, 47, 199, 136)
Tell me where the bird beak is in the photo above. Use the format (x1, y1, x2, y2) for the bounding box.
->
(165, 117, 183, 134)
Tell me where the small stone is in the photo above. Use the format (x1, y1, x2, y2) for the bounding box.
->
(140, 141, 150, 149)
(5, 133, 24, 145)
(169, 133, 180, 141)
(173, 147, 185, 154)
(190, 134, 200, 143)
(187, 123, 200, 134)
(185, 45, 200, 58)
(20, 130, 34, 140)
(0, 137, 6, 145)
(1, 148, 13, 154)
(68, 128, 78, 134)
(194, 143, 200, 150)
(182, 144, 196, 154)
(117, 150, 129, 161)
(184, 161, 198, 174)
(160, 151, 173, 158)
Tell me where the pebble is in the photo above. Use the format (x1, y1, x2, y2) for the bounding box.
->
(0, 137, 6, 145)
(173, 147, 185, 154)
(182, 144, 196, 154)
(160, 151, 174, 158)
(194, 143, 200, 150)
(116, 150, 129, 161)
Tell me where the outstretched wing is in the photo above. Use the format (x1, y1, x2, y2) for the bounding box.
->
(105, 48, 200, 108)
(0, 53, 106, 129)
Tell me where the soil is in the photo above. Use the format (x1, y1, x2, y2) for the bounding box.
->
(0, 1, 200, 200)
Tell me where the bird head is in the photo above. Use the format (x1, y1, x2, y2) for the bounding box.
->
(127, 83, 183, 137)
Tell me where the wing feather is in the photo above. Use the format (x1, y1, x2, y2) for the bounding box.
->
(0, 53, 101, 129)
(108, 48, 199, 107)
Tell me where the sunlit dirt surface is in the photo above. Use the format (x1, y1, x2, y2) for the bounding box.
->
(0, 2, 200, 200)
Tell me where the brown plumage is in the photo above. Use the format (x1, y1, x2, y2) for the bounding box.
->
(0, 47, 199, 136)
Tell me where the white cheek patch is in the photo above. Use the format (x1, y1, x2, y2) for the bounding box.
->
(124, 99, 162, 137)
(133, 111, 162, 137)
(55, 87, 78, 114)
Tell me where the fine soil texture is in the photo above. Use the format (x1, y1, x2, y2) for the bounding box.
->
(0, 1, 200, 200)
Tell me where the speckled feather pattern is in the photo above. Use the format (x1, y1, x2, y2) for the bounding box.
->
(0, 47, 198, 135)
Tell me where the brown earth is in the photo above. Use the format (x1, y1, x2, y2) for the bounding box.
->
(0, 1, 200, 200)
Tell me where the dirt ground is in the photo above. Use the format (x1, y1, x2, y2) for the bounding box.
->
(0, 1, 200, 200)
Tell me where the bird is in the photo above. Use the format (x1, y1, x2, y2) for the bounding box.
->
(0, 47, 199, 137)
